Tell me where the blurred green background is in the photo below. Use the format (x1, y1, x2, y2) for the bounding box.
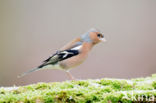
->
(0, 0, 156, 86)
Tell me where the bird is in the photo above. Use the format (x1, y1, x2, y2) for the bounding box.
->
(18, 28, 107, 80)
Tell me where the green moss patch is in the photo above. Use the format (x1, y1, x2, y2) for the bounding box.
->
(0, 74, 156, 103)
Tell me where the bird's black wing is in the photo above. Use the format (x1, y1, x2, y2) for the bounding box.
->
(38, 50, 79, 68)
(18, 44, 81, 78)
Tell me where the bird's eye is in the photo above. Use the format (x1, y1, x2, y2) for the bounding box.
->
(97, 34, 101, 37)
(97, 34, 101, 38)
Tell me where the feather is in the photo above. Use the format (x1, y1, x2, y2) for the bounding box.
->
(18, 42, 82, 78)
(39, 49, 79, 68)
(17, 68, 40, 78)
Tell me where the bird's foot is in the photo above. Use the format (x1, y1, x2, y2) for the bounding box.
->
(66, 71, 76, 81)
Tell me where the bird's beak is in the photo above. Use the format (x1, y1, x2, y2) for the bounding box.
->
(100, 38, 107, 42)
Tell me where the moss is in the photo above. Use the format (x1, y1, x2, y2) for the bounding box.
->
(0, 74, 156, 103)
(152, 81, 156, 89)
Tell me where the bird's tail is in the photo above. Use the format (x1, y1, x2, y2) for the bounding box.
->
(17, 68, 40, 78)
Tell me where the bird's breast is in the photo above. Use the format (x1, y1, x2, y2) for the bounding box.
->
(59, 53, 88, 70)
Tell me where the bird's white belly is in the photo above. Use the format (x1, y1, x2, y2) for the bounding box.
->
(42, 64, 63, 70)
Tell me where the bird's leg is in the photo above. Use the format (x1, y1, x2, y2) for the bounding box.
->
(66, 71, 75, 80)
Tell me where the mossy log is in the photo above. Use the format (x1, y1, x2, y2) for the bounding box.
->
(0, 74, 156, 103)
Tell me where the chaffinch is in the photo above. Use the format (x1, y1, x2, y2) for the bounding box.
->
(18, 28, 106, 80)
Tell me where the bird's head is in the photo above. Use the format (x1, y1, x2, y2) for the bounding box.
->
(81, 28, 107, 45)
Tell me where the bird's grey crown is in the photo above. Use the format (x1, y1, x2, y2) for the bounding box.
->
(81, 32, 92, 43)
(81, 28, 99, 43)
